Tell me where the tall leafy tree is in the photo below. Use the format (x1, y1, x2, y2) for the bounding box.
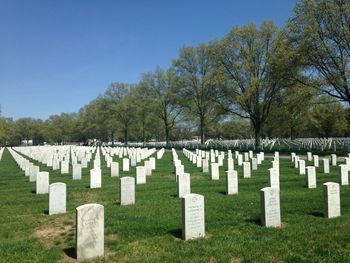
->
(77, 97, 111, 144)
(173, 44, 220, 144)
(104, 82, 135, 144)
(264, 85, 315, 139)
(131, 80, 161, 143)
(286, 0, 350, 103)
(213, 21, 285, 147)
(141, 67, 181, 146)
(307, 96, 348, 137)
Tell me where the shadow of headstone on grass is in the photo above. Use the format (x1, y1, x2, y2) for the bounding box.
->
(63, 247, 76, 259)
(169, 228, 182, 239)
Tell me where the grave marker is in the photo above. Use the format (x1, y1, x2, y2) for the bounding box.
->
(76, 203, 104, 260)
(182, 193, 205, 240)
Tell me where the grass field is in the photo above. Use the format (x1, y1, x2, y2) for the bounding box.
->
(1, 147, 350, 263)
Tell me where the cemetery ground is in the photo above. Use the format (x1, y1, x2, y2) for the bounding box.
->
(1, 149, 350, 262)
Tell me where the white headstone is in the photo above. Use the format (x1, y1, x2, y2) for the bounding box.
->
(120, 177, 135, 205)
(313, 155, 319, 167)
(294, 156, 299, 168)
(218, 155, 224, 166)
(260, 187, 281, 227)
(331, 154, 337, 166)
(122, 158, 130, 172)
(149, 157, 156, 170)
(238, 154, 243, 166)
(49, 182, 66, 215)
(323, 182, 340, 218)
(136, 166, 146, 184)
(196, 155, 202, 168)
(227, 158, 234, 171)
(178, 173, 191, 198)
(144, 160, 152, 176)
(299, 160, 306, 175)
(130, 155, 137, 167)
(268, 168, 280, 190)
(61, 161, 69, 174)
(307, 152, 312, 161)
(52, 158, 60, 170)
(243, 162, 251, 178)
(94, 158, 100, 168)
(73, 163, 82, 180)
(202, 159, 209, 173)
(36, 171, 49, 194)
(111, 162, 119, 177)
(90, 168, 101, 188)
(306, 166, 316, 188)
(339, 164, 348, 185)
(76, 203, 104, 260)
(175, 164, 184, 181)
(29, 165, 39, 182)
(210, 163, 219, 180)
(251, 158, 257, 170)
(226, 170, 238, 195)
(244, 152, 249, 162)
(81, 158, 88, 168)
(182, 193, 205, 240)
(291, 152, 296, 162)
(323, 158, 330, 174)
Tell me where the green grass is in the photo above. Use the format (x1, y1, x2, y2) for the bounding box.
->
(1, 147, 350, 262)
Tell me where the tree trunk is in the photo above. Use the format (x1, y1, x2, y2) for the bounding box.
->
(200, 115, 205, 145)
(252, 120, 261, 148)
(164, 113, 169, 147)
(142, 120, 145, 147)
(347, 107, 350, 136)
(111, 131, 114, 147)
(165, 126, 169, 147)
(124, 127, 128, 145)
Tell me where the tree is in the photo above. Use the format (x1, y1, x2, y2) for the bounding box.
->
(213, 21, 285, 147)
(77, 97, 111, 144)
(46, 113, 79, 144)
(286, 0, 350, 104)
(0, 117, 8, 145)
(141, 67, 181, 146)
(264, 84, 315, 139)
(104, 82, 135, 145)
(173, 44, 220, 144)
(219, 118, 253, 139)
(307, 96, 348, 137)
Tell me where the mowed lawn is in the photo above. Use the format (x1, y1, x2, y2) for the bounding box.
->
(1, 148, 350, 263)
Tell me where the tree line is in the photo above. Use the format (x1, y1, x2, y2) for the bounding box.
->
(1, 0, 350, 147)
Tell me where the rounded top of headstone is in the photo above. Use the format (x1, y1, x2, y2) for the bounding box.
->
(120, 176, 134, 181)
(306, 166, 315, 169)
(323, 182, 339, 187)
(182, 193, 204, 201)
(226, 170, 237, 175)
(38, 171, 49, 176)
(50, 182, 66, 187)
(260, 186, 279, 193)
(76, 203, 104, 212)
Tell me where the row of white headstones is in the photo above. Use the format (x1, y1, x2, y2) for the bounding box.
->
(175, 149, 347, 238)
(7, 145, 166, 260)
(4, 146, 346, 260)
(176, 148, 280, 232)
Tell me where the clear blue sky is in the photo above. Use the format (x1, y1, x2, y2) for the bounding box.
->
(0, 0, 297, 120)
